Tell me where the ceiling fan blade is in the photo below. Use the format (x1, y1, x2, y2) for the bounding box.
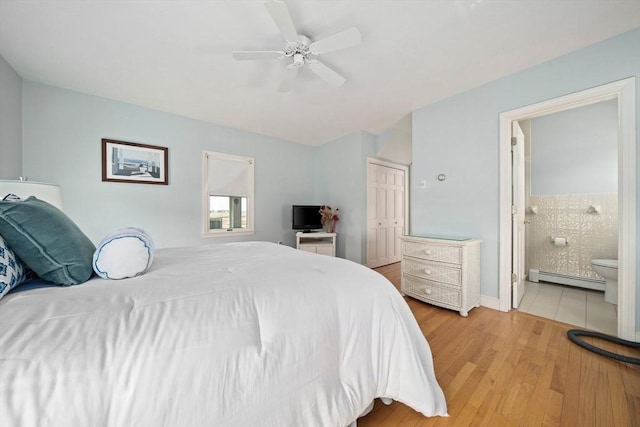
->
(264, 1, 298, 44)
(309, 27, 361, 55)
(307, 60, 346, 87)
(232, 51, 285, 60)
(278, 65, 298, 92)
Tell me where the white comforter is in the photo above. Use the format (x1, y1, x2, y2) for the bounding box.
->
(0, 242, 447, 426)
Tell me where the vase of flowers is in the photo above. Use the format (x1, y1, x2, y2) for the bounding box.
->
(319, 205, 339, 233)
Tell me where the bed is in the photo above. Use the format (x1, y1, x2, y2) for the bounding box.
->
(0, 240, 447, 426)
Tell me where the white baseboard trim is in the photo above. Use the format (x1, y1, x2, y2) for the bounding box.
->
(528, 269, 605, 291)
(480, 295, 501, 311)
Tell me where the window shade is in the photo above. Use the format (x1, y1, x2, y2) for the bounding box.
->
(206, 154, 253, 197)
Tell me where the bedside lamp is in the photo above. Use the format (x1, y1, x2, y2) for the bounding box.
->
(0, 179, 63, 211)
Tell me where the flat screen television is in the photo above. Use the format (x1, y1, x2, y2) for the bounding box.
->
(291, 205, 323, 232)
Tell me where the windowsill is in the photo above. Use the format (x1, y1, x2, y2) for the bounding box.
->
(203, 229, 256, 238)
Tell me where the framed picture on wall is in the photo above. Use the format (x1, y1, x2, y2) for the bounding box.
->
(101, 139, 169, 185)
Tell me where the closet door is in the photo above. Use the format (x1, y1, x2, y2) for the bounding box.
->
(367, 162, 405, 268)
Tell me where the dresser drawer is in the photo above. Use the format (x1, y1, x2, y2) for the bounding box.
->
(402, 274, 461, 308)
(402, 240, 462, 264)
(402, 257, 461, 286)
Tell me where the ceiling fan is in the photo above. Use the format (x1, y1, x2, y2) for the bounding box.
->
(232, 0, 361, 92)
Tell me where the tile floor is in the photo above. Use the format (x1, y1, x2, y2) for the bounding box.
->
(517, 280, 617, 335)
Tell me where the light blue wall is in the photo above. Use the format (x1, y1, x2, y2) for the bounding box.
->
(0, 54, 22, 179)
(21, 81, 314, 249)
(313, 131, 377, 263)
(412, 28, 639, 322)
(374, 129, 412, 166)
(531, 99, 618, 195)
(17, 79, 378, 263)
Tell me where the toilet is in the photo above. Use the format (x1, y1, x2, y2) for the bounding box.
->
(591, 259, 618, 304)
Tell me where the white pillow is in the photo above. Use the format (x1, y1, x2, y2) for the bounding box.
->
(93, 227, 154, 280)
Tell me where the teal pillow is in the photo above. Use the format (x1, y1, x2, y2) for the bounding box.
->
(0, 196, 95, 285)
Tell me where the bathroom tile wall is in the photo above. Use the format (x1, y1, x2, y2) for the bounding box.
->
(525, 193, 617, 280)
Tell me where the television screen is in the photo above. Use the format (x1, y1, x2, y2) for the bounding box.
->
(292, 205, 323, 231)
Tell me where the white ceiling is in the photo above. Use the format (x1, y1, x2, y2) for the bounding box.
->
(1, 1, 638, 146)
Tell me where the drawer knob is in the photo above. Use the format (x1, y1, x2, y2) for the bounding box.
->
(425, 250, 432, 255)
(425, 289, 432, 295)
(424, 269, 432, 275)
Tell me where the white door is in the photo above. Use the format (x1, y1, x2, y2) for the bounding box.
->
(366, 161, 406, 268)
(512, 121, 526, 308)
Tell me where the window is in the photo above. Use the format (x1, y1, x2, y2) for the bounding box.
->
(203, 151, 254, 236)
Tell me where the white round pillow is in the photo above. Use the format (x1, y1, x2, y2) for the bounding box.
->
(93, 227, 154, 280)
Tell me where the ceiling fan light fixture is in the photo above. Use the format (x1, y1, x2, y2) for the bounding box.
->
(232, 0, 360, 90)
(292, 53, 305, 67)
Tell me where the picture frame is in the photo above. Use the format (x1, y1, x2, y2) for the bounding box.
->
(102, 139, 169, 185)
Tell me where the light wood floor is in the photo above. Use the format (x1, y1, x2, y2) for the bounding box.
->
(359, 262, 640, 427)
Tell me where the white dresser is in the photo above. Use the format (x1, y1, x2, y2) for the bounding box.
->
(400, 235, 481, 317)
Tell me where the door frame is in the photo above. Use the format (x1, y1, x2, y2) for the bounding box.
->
(498, 77, 636, 340)
(365, 157, 409, 268)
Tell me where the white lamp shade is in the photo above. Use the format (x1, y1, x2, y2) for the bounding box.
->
(0, 180, 63, 210)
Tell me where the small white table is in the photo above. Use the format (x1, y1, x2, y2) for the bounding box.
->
(296, 232, 336, 257)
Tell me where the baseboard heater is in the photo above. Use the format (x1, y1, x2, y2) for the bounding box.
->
(528, 269, 605, 292)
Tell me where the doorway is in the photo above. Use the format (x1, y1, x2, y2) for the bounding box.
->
(498, 78, 636, 340)
(514, 100, 619, 335)
(365, 158, 408, 268)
